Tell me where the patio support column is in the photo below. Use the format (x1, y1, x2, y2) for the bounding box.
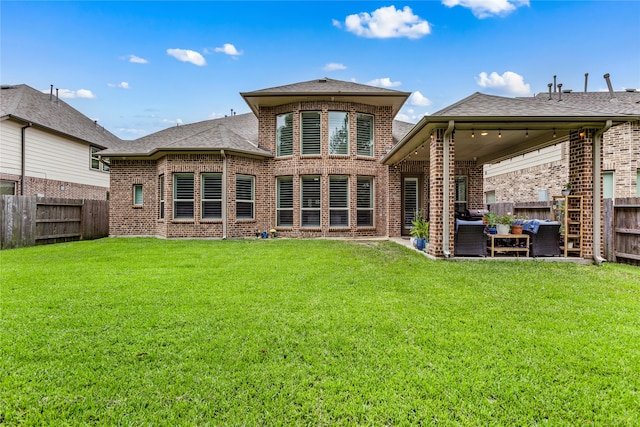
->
(428, 122, 455, 258)
(569, 129, 601, 260)
(593, 120, 612, 264)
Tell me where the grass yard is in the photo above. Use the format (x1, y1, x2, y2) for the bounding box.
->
(1, 238, 639, 426)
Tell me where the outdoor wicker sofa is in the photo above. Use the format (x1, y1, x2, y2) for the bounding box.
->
(454, 219, 487, 257)
(523, 221, 561, 257)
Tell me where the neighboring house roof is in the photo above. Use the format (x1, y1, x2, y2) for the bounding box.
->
(0, 84, 121, 149)
(101, 113, 272, 159)
(392, 119, 415, 144)
(532, 91, 640, 115)
(241, 77, 410, 117)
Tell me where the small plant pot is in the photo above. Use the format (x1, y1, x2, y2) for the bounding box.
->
(488, 227, 497, 235)
(511, 225, 523, 235)
(496, 224, 510, 235)
(562, 189, 571, 196)
(415, 238, 426, 251)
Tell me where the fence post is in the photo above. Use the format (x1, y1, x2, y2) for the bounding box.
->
(603, 198, 615, 262)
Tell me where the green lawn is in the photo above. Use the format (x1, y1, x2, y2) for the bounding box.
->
(1, 238, 639, 426)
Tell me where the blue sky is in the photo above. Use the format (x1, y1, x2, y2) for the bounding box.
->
(2, 1, 639, 139)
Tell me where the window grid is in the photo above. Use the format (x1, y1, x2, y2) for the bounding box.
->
(357, 176, 374, 227)
(133, 185, 143, 206)
(328, 112, 349, 155)
(356, 114, 374, 157)
(236, 175, 254, 220)
(277, 176, 294, 227)
(301, 176, 321, 227)
(276, 113, 294, 157)
(329, 175, 349, 227)
(158, 175, 165, 219)
(173, 173, 194, 219)
(301, 112, 321, 155)
(90, 147, 100, 170)
(202, 174, 222, 219)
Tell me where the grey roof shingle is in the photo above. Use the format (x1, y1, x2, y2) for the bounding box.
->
(100, 113, 272, 157)
(242, 77, 408, 95)
(431, 92, 631, 118)
(1, 84, 121, 148)
(392, 119, 415, 144)
(532, 91, 640, 115)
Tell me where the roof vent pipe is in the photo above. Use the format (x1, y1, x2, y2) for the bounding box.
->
(50, 84, 53, 102)
(553, 75, 557, 92)
(603, 73, 615, 99)
(584, 73, 589, 93)
(557, 84, 563, 101)
(55, 88, 59, 104)
(548, 83, 552, 100)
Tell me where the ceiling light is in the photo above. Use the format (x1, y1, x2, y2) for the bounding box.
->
(498, 129, 502, 138)
(526, 129, 529, 138)
(553, 129, 557, 138)
(471, 130, 475, 138)
(481, 131, 489, 136)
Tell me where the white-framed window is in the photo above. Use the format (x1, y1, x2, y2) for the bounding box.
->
(90, 147, 109, 171)
(173, 173, 194, 219)
(133, 184, 143, 206)
(357, 176, 374, 227)
(158, 175, 165, 219)
(90, 147, 100, 170)
(277, 176, 293, 227)
(455, 176, 468, 214)
(276, 113, 293, 157)
(301, 112, 321, 155)
(236, 175, 254, 220)
(301, 176, 321, 227)
(356, 113, 374, 157)
(403, 177, 419, 230)
(202, 173, 222, 219)
(329, 175, 349, 227)
(0, 180, 16, 195)
(328, 112, 349, 155)
(604, 171, 614, 199)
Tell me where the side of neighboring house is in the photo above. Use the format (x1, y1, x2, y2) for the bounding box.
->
(0, 84, 121, 199)
(484, 90, 640, 203)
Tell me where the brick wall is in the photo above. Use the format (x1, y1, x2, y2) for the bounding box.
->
(603, 120, 640, 197)
(109, 100, 398, 239)
(0, 172, 109, 200)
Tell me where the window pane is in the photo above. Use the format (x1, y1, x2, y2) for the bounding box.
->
(603, 171, 614, 199)
(301, 176, 321, 227)
(202, 174, 222, 219)
(330, 175, 348, 227)
(133, 185, 143, 205)
(403, 178, 418, 228)
(328, 112, 348, 155)
(301, 112, 321, 155)
(0, 180, 16, 195)
(91, 147, 99, 169)
(357, 114, 374, 157)
(277, 176, 293, 227)
(158, 175, 165, 219)
(276, 113, 293, 157)
(236, 175, 254, 219)
(174, 174, 194, 219)
(357, 176, 373, 227)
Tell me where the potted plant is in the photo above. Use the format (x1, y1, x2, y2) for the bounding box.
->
(562, 181, 572, 196)
(410, 209, 429, 251)
(496, 214, 514, 235)
(511, 215, 525, 235)
(483, 212, 498, 234)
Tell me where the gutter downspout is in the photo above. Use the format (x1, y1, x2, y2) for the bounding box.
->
(221, 150, 228, 239)
(442, 120, 455, 258)
(592, 120, 612, 265)
(20, 122, 33, 195)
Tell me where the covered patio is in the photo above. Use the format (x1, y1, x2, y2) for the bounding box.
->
(383, 92, 639, 263)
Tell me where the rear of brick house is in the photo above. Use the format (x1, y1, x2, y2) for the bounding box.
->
(104, 78, 416, 239)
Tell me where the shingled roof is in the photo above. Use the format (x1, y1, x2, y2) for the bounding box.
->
(1, 84, 121, 148)
(241, 77, 410, 117)
(100, 113, 272, 158)
(532, 91, 640, 115)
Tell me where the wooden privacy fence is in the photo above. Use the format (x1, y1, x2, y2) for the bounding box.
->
(490, 198, 639, 264)
(1, 196, 109, 250)
(604, 197, 640, 265)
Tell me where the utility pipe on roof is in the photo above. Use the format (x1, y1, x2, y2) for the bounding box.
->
(221, 149, 228, 240)
(442, 120, 454, 258)
(592, 120, 612, 266)
(20, 122, 32, 195)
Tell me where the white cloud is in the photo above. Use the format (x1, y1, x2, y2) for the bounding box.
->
(108, 82, 130, 89)
(442, 0, 529, 19)
(167, 48, 206, 66)
(367, 77, 402, 88)
(397, 109, 429, 123)
(476, 71, 531, 95)
(332, 19, 342, 28)
(117, 128, 147, 136)
(162, 118, 183, 125)
(213, 43, 243, 57)
(342, 5, 431, 39)
(409, 91, 432, 107)
(127, 54, 148, 64)
(323, 63, 347, 71)
(49, 88, 96, 99)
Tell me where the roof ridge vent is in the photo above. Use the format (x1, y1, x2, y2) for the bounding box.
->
(318, 78, 328, 83)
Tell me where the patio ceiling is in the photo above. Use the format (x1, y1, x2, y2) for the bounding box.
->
(383, 92, 639, 165)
